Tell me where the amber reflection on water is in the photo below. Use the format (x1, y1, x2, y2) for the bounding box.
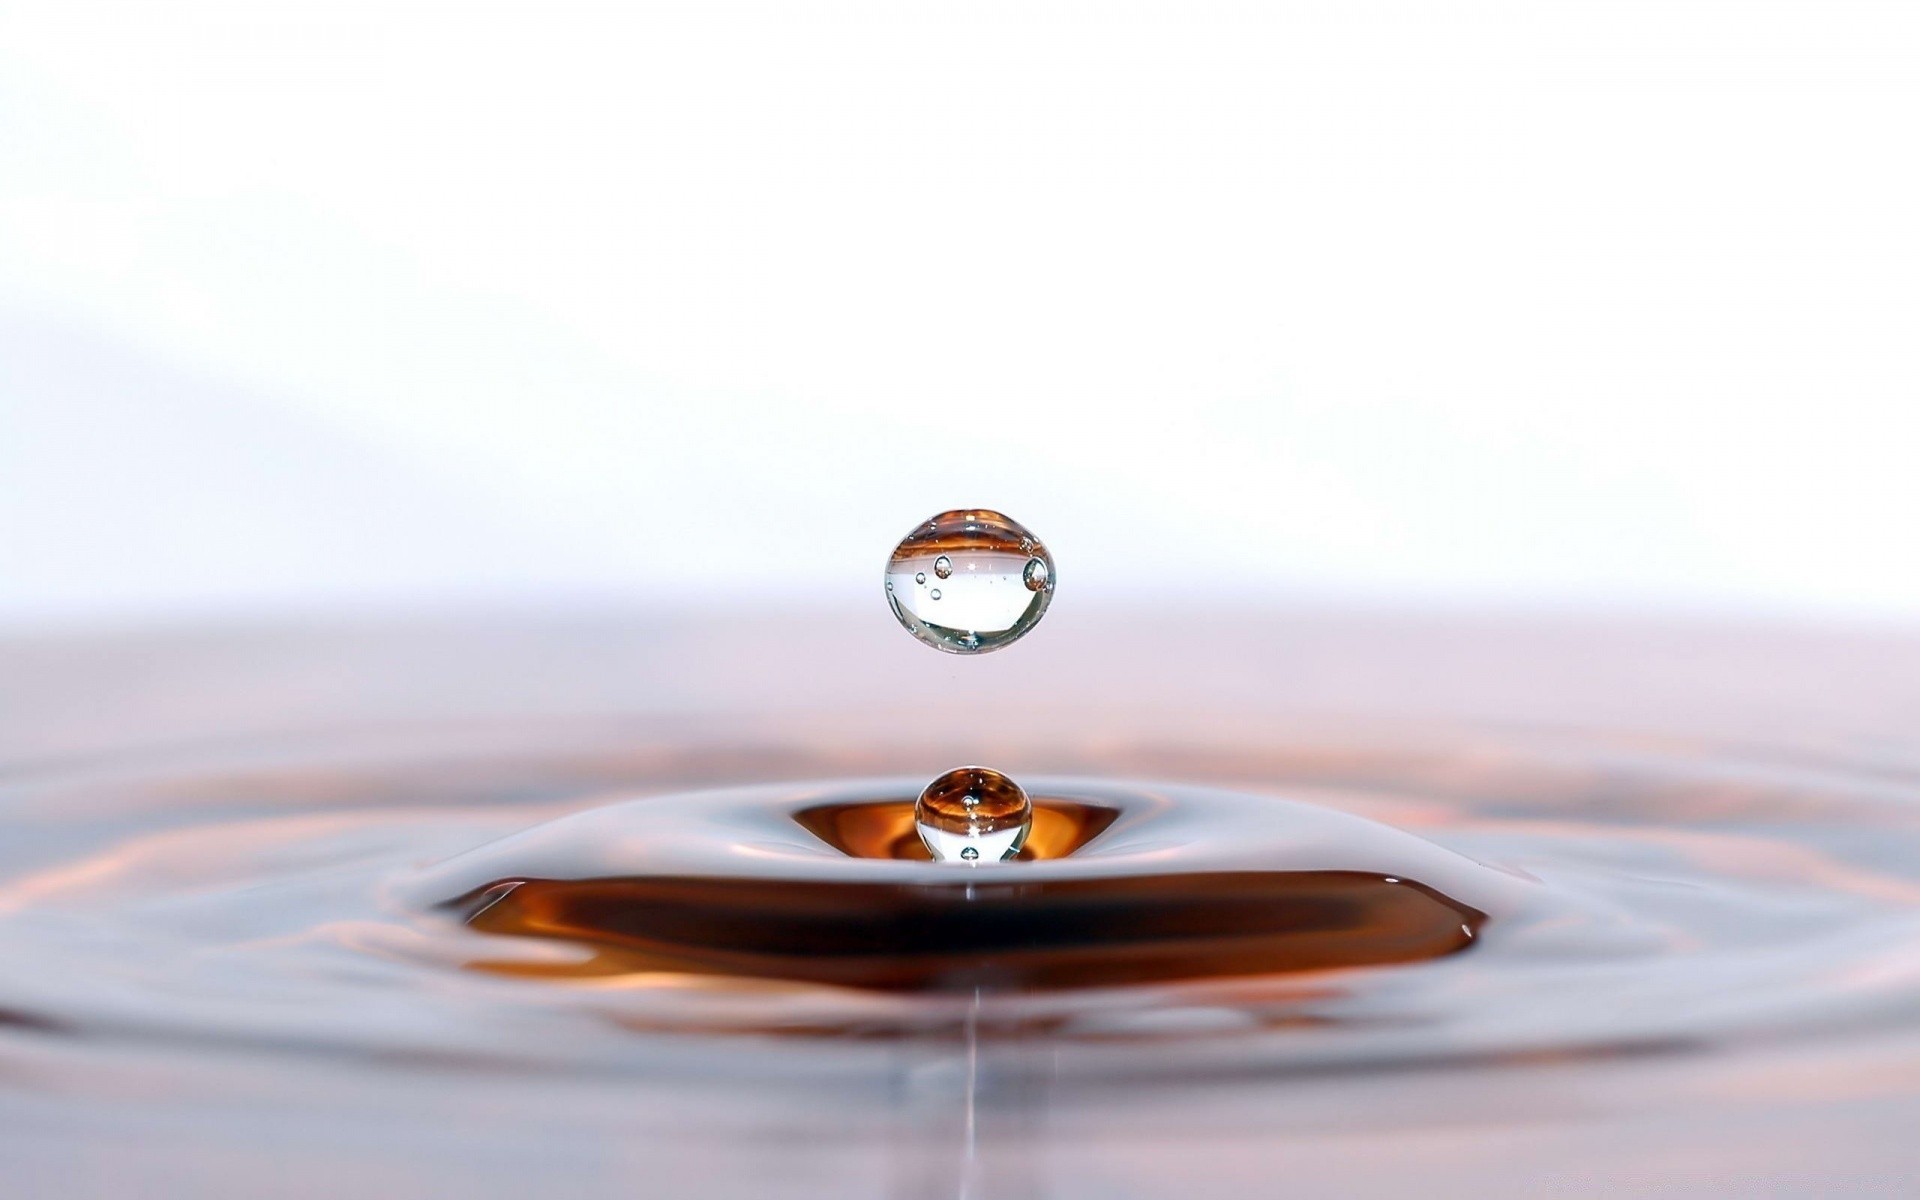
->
(794, 798, 1119, 861)
(460, 866, 1485, 990)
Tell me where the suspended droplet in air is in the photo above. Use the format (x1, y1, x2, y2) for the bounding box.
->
(884, 510, 1055, 654)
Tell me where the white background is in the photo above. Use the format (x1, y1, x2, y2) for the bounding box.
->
(3, 1, 1918, 629)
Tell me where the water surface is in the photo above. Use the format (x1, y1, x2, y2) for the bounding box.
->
(5, 610, 1920, 1197)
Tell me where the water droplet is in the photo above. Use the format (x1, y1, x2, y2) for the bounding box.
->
(883, 510, 1056, 654)
(1022, 556, 1049, 592)
(915, 766, 1032, 864)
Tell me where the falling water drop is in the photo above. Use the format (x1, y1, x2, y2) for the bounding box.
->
(883, 510, 1056, 654)
(915, 766, 1033, 864)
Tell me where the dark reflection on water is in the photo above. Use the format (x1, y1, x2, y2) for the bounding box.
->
(461, 869, 1484, 992)
(419, 778, 1506, 1006)
(450, 781, 1491, 994)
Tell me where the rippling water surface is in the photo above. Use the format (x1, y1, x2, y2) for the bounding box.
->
(6, 612, 1920, 1197)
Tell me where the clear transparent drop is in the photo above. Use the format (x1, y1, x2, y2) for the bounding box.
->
(914, 766, 1033, 864)
(883, 510, 1056, 654)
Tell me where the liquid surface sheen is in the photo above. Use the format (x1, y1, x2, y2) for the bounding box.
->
(5, 612, 1920, 1197)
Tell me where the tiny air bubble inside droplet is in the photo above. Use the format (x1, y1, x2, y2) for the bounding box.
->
(882, 510, 1057, 654)
(1022, 557, 1049, 592)
(915, 766, 1033, 864)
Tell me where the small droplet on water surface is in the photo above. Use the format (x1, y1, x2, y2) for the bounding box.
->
(884, 509, 1056, 654)
(915, 766, 1034, 864)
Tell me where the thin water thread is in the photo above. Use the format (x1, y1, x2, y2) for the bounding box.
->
(960, 985, 981, 1200)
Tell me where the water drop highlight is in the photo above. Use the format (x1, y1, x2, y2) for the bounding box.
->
(884, 509, 1056, 654)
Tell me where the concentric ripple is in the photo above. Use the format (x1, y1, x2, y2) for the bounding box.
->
(1, 729, 1919, 1081)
